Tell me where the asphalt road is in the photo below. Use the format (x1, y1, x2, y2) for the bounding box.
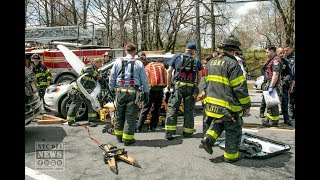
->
(25, 90, 295, 179)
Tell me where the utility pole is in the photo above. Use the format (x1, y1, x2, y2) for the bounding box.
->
(196, 0, 201, 58)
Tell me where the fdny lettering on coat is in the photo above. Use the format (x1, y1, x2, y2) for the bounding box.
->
(209, 59, 225, 66)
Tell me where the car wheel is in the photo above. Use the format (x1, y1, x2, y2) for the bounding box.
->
(61, 96, 88, 120)
(55, 74, 76, 84)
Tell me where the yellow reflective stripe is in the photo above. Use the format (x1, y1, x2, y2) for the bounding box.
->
(38, 82, 49, 86)
(224, 151, 239, 159)
(114, 130, 123, 136)
(239, 111, 243, 117)
(165, 125, 177, 131)
(239, 96, 250, 104)
(47, 77, 52, 80)
(82, 76, 95, 81)
(266, 113, 279, 121)
(93, 71, 98, 77)
(67, 116, 75, 120)
(203, 97, 242, 112)
(183, 127, 194, 133)
(206, 75, 230, 86)
(123, 133, 134, 140)
(230, 75, 246, 87)
(35, 73, 46, 78)
(205, 110, 224, 118)
(45, 69, 51, 74)
(206, 130, 219, 139)
(88, 113, 97, 118)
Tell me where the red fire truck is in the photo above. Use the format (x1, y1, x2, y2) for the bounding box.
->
(25, 46, 124, 84)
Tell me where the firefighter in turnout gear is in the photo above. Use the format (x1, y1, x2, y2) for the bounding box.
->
(200, 35, 251, 163)
(165, 42, 203, 140)
(66, 58, 104, 127)
(261, 45, 282, 127)
(109, 43, 149, 146)
(30, 53, 52, 101)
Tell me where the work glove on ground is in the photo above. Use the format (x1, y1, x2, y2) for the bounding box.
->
(268, 86, 274, 95)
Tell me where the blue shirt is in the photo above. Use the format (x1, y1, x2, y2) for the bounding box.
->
(109, 54, 149, 92)
(168, 52, 203, 81)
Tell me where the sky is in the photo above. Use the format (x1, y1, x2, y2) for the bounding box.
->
(236, 2, 259, 16)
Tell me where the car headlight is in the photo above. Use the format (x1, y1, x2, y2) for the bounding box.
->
(46, 85, 60, 94)
(256, 76, 264, 81)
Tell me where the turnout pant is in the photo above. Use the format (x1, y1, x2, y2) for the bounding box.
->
(113, 88, 139, 142)
(262, 82, 280, 125)
(165, 84, 196, 136)
(67, 92, 97, 121)
(204, 112, 242, 160)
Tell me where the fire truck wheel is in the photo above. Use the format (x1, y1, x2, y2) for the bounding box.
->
(55, 74, 76, 84)
(61, 96, 88, 120)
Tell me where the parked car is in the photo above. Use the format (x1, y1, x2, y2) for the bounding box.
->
(253, 75, 264, 90)
(44, 53, 174, 120)
(25, 66, 42, 125)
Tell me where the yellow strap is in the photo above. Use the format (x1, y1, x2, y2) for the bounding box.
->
(66, 116, 75, 121)
(116, 88, 137, 93)
(175, 81, 194, 87)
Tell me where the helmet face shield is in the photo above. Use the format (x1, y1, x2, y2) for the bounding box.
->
(31, 53, 41, 61)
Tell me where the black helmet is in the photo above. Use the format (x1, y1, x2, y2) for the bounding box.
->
(31, 53, 41, 60)
(218, 35, 241, 51)
(137, 51, 146, 57)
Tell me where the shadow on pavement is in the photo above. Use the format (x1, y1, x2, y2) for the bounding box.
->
(209, 152, 293, 168)
(131, 138, 183, 148)
(25, 126, 67, 153)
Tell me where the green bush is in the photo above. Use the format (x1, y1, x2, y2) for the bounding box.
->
(243, 50, 267, 79)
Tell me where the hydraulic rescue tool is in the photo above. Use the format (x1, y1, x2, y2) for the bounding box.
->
(99, 143, 142, 174)
(76, 123, 141, 174)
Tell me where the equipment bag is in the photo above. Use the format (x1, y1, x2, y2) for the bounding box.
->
(145, 62, 167, 87)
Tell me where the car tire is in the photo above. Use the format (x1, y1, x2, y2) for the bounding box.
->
(60, 96, 88, 120)
(55, 74, 76, 84)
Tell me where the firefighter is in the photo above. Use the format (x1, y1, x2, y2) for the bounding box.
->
(261, 45, 282, 127)
(165, 42, 203, 140)
(30, 53, 52, 102)
(109, 43, 149, 146)
(66, 57, 104, 127)
(103, 51, 113, 65)
(200, 35, 251, 163)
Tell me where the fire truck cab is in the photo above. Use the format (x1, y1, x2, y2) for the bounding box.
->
(42, 46, 113, 84)
(26, 45, 125, 84)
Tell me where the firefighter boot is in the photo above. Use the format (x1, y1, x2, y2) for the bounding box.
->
(224, 155, 241, 163)
(284, 117, 294, 126)
(116, 135, 123, 143)
(201, 136, 214, 155)
(261, 118, 269, 127)
(124, 139, 136, 146)
(270, 120, 278, 127)
(165, 131, 174, 140)
(259, 111, 265, 118)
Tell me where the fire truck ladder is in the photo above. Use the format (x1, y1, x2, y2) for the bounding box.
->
(25, 26, 94, 45)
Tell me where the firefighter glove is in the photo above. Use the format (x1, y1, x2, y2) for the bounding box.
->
(268, 86, 274, 95)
